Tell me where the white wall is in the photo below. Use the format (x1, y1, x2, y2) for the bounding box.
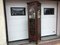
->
(40, 1, 57, 36)
(6, 0, 28, 41)
(6, 0, 58, 41)
(0, 0, 7, 45)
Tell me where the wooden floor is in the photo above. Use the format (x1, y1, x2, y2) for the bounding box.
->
(40, 40, 60, 45)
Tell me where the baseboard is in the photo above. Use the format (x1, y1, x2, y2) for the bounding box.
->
(41, 34, 57, 38)
(8, 39, 29, 43)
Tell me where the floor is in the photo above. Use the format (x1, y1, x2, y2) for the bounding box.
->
(9, 35, 60, 45)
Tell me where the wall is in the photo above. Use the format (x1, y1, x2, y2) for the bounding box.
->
(6, 0, 58, 41)
(0, 0, 7, 45)
(57, 2, 60, 37)
(40, 1, 57, 36)
(6, 0, 28, 41)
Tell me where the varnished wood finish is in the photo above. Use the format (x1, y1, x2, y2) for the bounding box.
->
(27, 1, 41, 44)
